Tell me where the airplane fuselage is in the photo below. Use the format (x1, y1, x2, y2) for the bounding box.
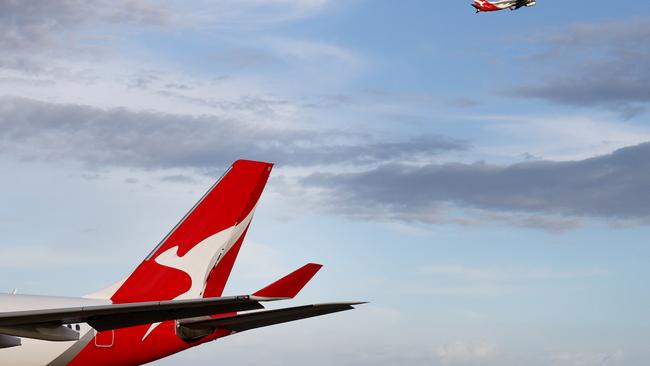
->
(472, 0, 536, 12)
(0, 294, 105, 366)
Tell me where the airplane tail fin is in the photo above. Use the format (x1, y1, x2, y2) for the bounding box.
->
(94, 160, 273, 304)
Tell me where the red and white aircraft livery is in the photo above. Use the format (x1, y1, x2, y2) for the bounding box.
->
(472, 0, 536, 12)
(0, 160, 363, 366)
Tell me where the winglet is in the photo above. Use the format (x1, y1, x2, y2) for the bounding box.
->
(252, 263, 323, 300)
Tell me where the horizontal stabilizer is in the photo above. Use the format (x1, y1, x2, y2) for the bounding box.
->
(177, 302, 364, 335)
(253, 263, 323, 300)
(0, 296, 266, 332)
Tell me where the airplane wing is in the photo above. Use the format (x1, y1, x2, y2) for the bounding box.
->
(0, 264, 361, 343)
(514, 0, 527, 9)
(173, 264, 364, 340)
(0, 295, 266, 333)
(252, 263, 323, 300)
(177, 302, 364, 339)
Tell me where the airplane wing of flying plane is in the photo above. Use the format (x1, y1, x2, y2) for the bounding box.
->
(514, 0, 530, 9)
(0, 160, 363, 366)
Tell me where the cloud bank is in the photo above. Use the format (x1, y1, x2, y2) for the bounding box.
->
(0, 97, 464, 170)
(303, 142, 650, 226)
(512, 18, 650, 118)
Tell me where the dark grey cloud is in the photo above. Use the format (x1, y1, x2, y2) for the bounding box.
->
(511, 18, 650, 118)
(302, 142, 650, 226)
(0, 97, 465, 171)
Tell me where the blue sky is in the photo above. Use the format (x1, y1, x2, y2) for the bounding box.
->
(1, 1, 649, 365)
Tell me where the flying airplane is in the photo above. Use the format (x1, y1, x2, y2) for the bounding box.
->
(472, 0, 537, 12)
(0, 160, 363, 366)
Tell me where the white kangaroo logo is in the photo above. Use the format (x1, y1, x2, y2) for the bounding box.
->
(141, 207, 256, 340)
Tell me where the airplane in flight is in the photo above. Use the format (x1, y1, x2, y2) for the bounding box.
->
(472, 0, 537, 12)
(0, 160, 363, 366)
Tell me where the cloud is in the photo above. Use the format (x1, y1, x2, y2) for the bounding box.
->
(302, 142, 650, 227)
(0, 0, 168, 50)
(0, 97, 464, 171)
(0, 0, 335, 76)
(0, 0, 328, 52)
(183, 0, 331, 29)
(510, 17, 650, 118)
(435, 341, 500, 366)
(0, 244, 115, 269)
(550, 351, 624, 366)
(420, 265, 610, 282)
(160, 174, 199, 184)
(263, 37, 361, 66)
(0, 0, 171, 76)
(416, 265, 610, 298)
(473, 113, 650, 161)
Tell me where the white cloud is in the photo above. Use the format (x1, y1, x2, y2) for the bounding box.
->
(181, 0, 332, 29)
(435, 341, 500, 366)
(468, 114, 650, 162)
(231, 242, 286, 281)
(264, 37, 361, 66)
(420, 265, 610, 281)
(0, 245, 113, 269)
(550, 351, 624, 366)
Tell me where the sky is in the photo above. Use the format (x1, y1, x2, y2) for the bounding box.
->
(0, 1, 649, 365)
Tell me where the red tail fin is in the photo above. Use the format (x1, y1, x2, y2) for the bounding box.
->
(108, 160, 273, 304)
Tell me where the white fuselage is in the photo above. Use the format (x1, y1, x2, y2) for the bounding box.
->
(474, 0, 535, 10)
(0, 294, 108, 366)
(491, 0, 520, 7)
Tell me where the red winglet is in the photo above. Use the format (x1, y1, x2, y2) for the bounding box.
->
(253, 263, 323, 299)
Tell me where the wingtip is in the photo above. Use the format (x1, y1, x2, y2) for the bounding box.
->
(311, 301, 368, 308)
(253, 262, 324, 299)
(334, 301, 368, 307)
